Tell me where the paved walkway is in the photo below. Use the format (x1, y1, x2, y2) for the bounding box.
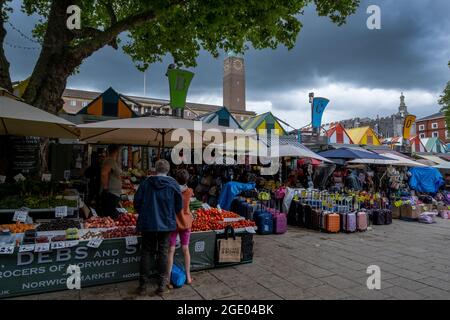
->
(11, 219, 450, 300)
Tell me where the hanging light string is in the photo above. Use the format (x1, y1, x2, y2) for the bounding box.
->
(6, 21, 40, 44)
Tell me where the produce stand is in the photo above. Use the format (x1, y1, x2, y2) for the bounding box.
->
(0, 231, 217, 299)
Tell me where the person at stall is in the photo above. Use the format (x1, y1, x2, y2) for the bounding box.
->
(166, 169, 194, 288)
(100, 145, 122, 218)
(85, 149, 106, 210)
(134, 159, 183, 296)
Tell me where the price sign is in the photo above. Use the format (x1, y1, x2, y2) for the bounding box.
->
(87, 238, 103, 248)
(55, 206, 68, 218)
(125, 236, 138, 246)
(51, 242, 66, 250)
(0, 245, 15, 254)
(245, 226, 256, 234)
(41, 173, 52, 182)
(13, 210, 28, 223)
(130, 177, 137, 183)
(0, 175, 5, 184)
(201, 203, 211, 210)
(63, 170, 71, 180)
(19, 244, 35, 252)
(13, 173, 26, 182)
(34, 243, 50, 253)
(117, 208, 127, 214)
(90, 208, 98, 217)
(64, 240, 79, 248)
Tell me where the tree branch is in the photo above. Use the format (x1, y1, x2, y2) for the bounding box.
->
(73, 9, 156, 58)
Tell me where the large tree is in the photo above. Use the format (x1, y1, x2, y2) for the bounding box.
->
(0, 0, 360, 113)
(440, 61, 450, 131)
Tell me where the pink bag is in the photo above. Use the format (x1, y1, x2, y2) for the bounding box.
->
(273, 213, 288, 234)
(274, 187, 286, 200)
(439, 210, 449, 219)
(357, 211, 368, 231)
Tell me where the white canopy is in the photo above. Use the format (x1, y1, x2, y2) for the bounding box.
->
(348, 153, 426, 167)
(276, 144, 332, 163)
(0, 93, 78, 139)
(417, 154, 448, 165)
(78, 116, 248, 147)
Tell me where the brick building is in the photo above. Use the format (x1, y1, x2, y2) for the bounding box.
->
(416, 111, 449, 143)
(61, 52, 255, 122)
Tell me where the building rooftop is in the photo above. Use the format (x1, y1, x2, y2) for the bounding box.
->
(416, 111, 444, 122)
(63, 88, 255, 115)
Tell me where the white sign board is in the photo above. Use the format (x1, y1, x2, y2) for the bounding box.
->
(125, 236, 138, 246)
(41, 174, 52, 182)
(19, 244, 35, 252)
(0, 175, 6, 184)
(34, 243, 50, 253)
(55, 206, 68, 218)
(87, 238, 103, 248)
(13, 210, 28, 223)
(0, 245, 15, 255)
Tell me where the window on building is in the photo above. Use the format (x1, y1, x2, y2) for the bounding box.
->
(418, 124, 425, 131)
(186, 111, 191, 117)
(82, 101, 88, 107)
(70, 100, 77, 107)
(419, 133, 425, 139)
(432, 131, 439, 138)
(432, 122, 438, 129)
(237, 98, 240, 103)
(240, 116, 244, 121)
(446, 130, 449, 139)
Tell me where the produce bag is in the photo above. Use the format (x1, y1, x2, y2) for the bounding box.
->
(217, 226, 241, 263)
(170, 263, 187, 288)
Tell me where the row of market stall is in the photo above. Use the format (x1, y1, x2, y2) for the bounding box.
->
(1, 89, 450, 299)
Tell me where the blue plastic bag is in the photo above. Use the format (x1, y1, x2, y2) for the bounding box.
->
(170, 263, 186, 288)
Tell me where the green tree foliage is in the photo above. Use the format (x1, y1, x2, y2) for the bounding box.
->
(440, 62, 450, 133)
(0, 0, 360, 112)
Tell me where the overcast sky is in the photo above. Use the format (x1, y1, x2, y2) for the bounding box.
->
(4, 0, 450, 128)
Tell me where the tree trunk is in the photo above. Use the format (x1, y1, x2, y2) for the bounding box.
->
(0, 0, 12, 92)
(22, 0, 75, 113)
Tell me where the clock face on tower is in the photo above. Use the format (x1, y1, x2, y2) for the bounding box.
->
(233, 59, 243, 71)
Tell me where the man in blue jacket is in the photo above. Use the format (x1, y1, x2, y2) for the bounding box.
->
(134, 159, 183, 296)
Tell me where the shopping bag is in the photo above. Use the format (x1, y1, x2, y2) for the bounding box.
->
(217, 226, 242, 263)
(170, 263, 186, 288)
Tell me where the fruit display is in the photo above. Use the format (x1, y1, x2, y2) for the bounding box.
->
(101, 226, 137, 239)
(36, 219, 81, 231)
(84, 216, 116, 228)
(121, 200, 135, 213)
(115, 213, 137, 227)
(35, 236, 49, 243)
(65, 228, 79, 240)
(189, 199, 203, 212)
(0, 195, 78, 210)
(191, 208, 255, 232)
(0, 223, 35, 234)
(51, 235, 66, 242)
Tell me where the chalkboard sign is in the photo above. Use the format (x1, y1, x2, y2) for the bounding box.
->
(10, 136, 40, 175)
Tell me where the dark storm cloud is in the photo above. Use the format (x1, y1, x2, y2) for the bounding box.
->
(4, 0, 450, 111)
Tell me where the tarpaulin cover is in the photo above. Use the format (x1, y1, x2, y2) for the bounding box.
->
(218, 182, 256, 211)
(408, 167, 444, 194)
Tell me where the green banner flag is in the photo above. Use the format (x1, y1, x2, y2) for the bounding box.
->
(167, 68, 194, 109)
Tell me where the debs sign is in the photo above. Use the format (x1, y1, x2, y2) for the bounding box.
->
(311, 97, 330, 129)
(167, 69, 195, 110)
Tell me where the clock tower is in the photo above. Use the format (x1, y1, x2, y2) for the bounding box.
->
(223, 52, 246, 111)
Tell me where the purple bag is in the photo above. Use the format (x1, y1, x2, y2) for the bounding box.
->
(273, 213, 288, 234)
(340, 212, 356, 233)
(418, 213, 434, 224)
(439, 211, 449, 219)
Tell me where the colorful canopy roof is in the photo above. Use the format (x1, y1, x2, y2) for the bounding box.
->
(318, 147, 389, 160)
(326, 123, 353, 144)
(421, 137, 448, 153)
(346, 126, 381, 146)
(196, 106, 242, 129)
(241, 112, 287, 135)
(77, 87, 138, 119)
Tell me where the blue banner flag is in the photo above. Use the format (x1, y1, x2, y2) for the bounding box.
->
(311, 97, 330, 129)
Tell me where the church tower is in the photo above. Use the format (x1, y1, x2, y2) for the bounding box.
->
(398, 92, 408, 117)
(223, 52, 246, 111)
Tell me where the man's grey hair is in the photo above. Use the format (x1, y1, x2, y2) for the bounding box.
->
(155, 159, 170, 174)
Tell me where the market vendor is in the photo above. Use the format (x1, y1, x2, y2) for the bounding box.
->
(100, 144, 122, 218)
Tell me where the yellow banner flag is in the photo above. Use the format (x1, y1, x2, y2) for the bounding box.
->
(403, 115, 416, 139)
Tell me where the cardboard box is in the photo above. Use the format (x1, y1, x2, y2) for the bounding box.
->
(392, 206, 401, 219)
(402, 204, 420, 219)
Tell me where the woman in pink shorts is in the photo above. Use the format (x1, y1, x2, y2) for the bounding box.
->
(167, 169, 194, 286)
